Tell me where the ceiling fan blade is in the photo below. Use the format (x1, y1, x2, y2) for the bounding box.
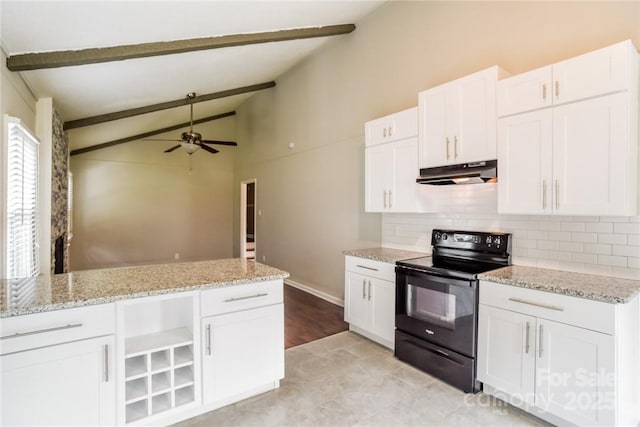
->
(201, 139, 238, 146)
(143, 138, 182, 142)
(200, 144, 219, 154)
(164, 145, 182, 153)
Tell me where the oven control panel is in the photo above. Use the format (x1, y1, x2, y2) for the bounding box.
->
(432, 229, 511, 253)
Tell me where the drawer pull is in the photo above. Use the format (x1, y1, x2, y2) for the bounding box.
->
(0, 323, 83, 340)
(525, 322, 530, 354)
(206, 324, 212, 356)
(224, 292, 268, 303)
(539, 324, 544, 358)
(356, 265, 379, 272)
(508, 298, 564, 312)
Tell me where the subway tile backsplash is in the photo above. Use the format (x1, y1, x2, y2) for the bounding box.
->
(382, 184, 640, 280)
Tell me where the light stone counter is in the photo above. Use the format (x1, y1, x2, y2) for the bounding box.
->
(0, 258, 289, 318)
(479, 265, 640, 304)
(343, 247, 426, 264)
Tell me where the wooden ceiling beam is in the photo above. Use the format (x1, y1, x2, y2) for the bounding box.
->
(7, 24, 356, 72)
(70, 111, 235, 156)
(63, 81, 273, 130)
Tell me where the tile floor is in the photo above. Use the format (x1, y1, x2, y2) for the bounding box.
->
(176, 332, 552, 427)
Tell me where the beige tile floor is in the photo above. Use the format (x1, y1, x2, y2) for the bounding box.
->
(176, 332, 552, 427)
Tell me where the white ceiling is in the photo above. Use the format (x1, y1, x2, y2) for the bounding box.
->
(1, 1, 384, 151)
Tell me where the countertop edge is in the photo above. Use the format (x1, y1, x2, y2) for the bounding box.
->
(1, 273, 289, 318)
(343, 247, 426, 264)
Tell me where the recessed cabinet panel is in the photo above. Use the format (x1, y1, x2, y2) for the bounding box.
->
(498, 109, 553, 214)
(497, 66, 553, 117)
(553, 92, 629, 215)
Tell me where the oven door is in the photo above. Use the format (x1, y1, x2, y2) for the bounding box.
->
(395, 266, 478, 357)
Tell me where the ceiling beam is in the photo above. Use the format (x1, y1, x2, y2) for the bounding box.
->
(63, 81, 273, 130)
(7, 24, 356, 72)
(70, 111, 235, 156)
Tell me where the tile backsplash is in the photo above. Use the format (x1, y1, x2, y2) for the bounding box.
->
(382, 184, 640, 280)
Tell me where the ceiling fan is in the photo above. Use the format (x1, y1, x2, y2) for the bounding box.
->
(147, 92, 238, 155)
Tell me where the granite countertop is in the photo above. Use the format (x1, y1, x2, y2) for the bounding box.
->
(343, 247, 426, 264)
(0, 258, 289, 318)
(479, 266, 640, 304)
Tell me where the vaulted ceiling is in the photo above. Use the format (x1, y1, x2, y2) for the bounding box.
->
(1, 1, 384, 153)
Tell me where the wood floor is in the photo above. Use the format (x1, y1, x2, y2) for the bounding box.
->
(284, 284, 348, 349)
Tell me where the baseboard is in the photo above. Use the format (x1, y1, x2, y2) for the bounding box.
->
(284, 278, 344, 307)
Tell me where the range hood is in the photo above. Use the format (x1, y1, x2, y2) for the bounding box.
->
(417, 160, 497, 185)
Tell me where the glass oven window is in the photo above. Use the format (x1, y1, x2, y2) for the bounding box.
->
(406, 283, 473, 329)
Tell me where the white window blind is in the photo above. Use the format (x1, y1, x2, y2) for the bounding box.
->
(5, 117, 40, 279)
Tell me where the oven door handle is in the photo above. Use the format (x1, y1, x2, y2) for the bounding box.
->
(403, 338, 465, 367)
(397, 267, 473, 288)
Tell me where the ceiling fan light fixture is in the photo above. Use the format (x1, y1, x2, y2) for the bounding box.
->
(181, 142, 200, 155)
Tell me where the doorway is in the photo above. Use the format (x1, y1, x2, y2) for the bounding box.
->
(240, 179, 256, 259)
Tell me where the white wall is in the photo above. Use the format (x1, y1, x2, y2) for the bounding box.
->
(69, 118, 236, 270)
(235, 1, 640, 300)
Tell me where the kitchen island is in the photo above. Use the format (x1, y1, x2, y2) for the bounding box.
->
(0, 259, 289, 426)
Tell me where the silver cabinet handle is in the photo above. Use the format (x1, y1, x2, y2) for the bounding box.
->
(509, 297, 564, 312)
(103, 344, 109, 382)
(0, 322, 83, 340)
(542, 180, 547, 210)
(446, 137, 451, 160)
(542, 84, 547, 101)
(383, 127, 387, 138)
(206, 323, 212, 356)
(555, 81, 559, 98)
(454, 136, 458, 159)
(538, 324, 544, 358)
(224, 293, 268, 302)
(555, 180, 559, 210)
(356, 264, 379, 272)
(525, 322, 530, 354)
(362, 279, 366, 299)
(368, 280, 372, 301)
(388, 126, 393, 137)
(383, 190, 388, 209)
(388, 190, 393, 209)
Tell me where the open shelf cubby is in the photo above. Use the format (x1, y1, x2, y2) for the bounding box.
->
(123, 295, 196, 424)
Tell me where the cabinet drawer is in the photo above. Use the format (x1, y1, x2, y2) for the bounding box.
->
(479, 281, 615, 334)
(0, 303, 116, 355)
(201, 280, 283, 317)
(345, 256, 395, 281)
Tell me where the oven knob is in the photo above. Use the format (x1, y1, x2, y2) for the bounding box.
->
(442, 233, 448, 240)
(486, 236, 492, 245)
(435, 232, 441, 241)
(495, 236, 502, 246)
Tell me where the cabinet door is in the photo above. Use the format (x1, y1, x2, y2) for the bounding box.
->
(344, 271, 370, 331)
(497, 109, 553, 214)
(365, 116, 392, 147)
(390, 107, 418, 142)
(553, 40, 633, 105)
(390, 137, 420, 213)
(477, 305, 535, 405)
(552, 92, 629, 215)
(535, 319, 614, 426)
(369, 277, 395, 345)
(419, 85, 450, 168)
(202, 304, 284, 404)
(497, 66, 552, 117)
(456, 69, 497, 164)
(365, 144, 392, 212)
(1, 335, 115, 426)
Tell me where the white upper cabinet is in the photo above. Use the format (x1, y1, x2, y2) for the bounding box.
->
(365, 107, 424, 213)
(419, 66, 508, 168)
(498, 40, 637, 117)
(365, 107, 418, 147)
(498, 40, 639, 216)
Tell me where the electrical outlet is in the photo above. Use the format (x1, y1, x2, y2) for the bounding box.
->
(174, 253, 180, 260)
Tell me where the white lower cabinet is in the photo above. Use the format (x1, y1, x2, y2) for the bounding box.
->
(1, 335, 116, 426)
(202, 303, 284, 404)
(344, 256, 396, 349)
(478, 280, 639, 427)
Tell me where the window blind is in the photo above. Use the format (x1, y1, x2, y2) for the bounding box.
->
(6, 118, 40, 279)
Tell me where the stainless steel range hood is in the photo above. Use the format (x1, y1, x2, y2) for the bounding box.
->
(417, 160, 497, 185)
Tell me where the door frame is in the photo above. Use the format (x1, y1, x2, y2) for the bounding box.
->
(240, 179, 256, 259)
